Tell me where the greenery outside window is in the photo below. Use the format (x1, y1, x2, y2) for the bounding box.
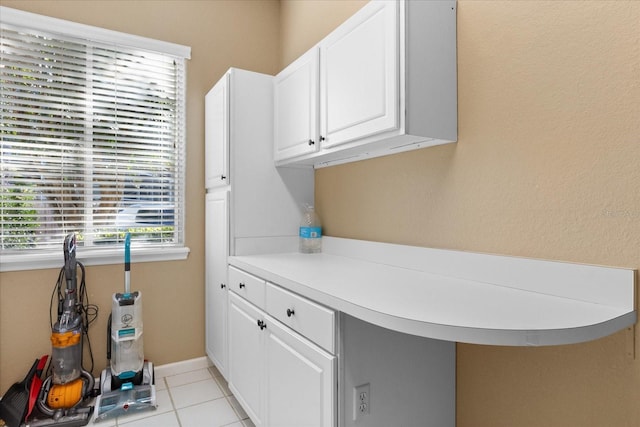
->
(0, 7, 191, 271)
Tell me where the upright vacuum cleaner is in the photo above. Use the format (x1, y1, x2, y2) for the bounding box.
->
(94, 233, 157, 423)
(32, 233, 95, 427)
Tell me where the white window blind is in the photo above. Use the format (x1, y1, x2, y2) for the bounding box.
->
(0, 7, 190, 268)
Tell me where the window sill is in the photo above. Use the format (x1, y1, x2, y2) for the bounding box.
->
(0, 246, 190, 273)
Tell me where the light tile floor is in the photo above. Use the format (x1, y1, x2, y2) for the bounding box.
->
(93, 365, 255, 427)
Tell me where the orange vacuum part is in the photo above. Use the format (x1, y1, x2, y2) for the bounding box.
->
(51, 330, 81, 348)
(47, 378, 84, 409)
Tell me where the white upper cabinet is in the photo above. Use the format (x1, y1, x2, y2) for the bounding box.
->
(274, 48, 320, 162)
(320, 0, 398, 149)
(205, 74, 229, 188)
(206, 68, 314, 254)
(274, 0, 457, 168)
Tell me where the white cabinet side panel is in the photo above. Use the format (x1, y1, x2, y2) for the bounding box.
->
(405, 0, 457, 141)
(341, 314, 455, 427)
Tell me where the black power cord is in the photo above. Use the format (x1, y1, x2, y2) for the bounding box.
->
(48, 261, 99, 377)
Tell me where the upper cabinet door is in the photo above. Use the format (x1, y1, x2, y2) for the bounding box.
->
(205, 73, 230, 189)
(320, 0, 399, 149)
(274, 48, 320, 162)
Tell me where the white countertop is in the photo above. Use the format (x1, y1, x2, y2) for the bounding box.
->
(229, 237, 636, 346)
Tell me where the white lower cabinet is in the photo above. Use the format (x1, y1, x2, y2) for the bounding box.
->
(205, 191, 229, 376)
(227, 269, 336, 427)
(228, 291, 265, 425)
(265, 318, 335, 427)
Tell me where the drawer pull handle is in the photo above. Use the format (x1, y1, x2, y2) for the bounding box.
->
(239, 282, 245, 289)
(220, 283, 226, 289)
(257, 319, 267, 330)
(286, 308, 295, 318)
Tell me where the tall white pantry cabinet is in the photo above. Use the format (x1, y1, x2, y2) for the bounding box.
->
(204, 68, 314, 378)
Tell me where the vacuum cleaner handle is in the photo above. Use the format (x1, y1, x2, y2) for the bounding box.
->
(124, 233, 131, 294)
(63, 233, 77, 292)
(106, 313, 112, 361)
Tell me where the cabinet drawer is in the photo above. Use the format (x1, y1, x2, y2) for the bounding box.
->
(229, 266, 266, 309)
(266, 283, 335, 353)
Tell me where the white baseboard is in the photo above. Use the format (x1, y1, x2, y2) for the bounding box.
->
(154, 356, 212, 379)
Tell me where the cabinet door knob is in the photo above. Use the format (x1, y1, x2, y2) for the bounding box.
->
(220, 283, 226, 289)
(257, 319, 266, 330)
(320, 136, 325, 142)
(239, 282, 245, 289)
(221, 175, 226, 180)
(308, 139, 315, 146)
(286, 308, 295, 317)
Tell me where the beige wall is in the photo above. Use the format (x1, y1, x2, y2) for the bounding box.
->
(279, 0, 368, 67)
(0, 0, 280, 392)
(1, 1, 639, 426)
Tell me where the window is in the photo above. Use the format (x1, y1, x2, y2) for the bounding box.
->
(0, 7, 191, 271)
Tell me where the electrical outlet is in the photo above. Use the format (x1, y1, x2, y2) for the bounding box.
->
(353, 383, 370, 421)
